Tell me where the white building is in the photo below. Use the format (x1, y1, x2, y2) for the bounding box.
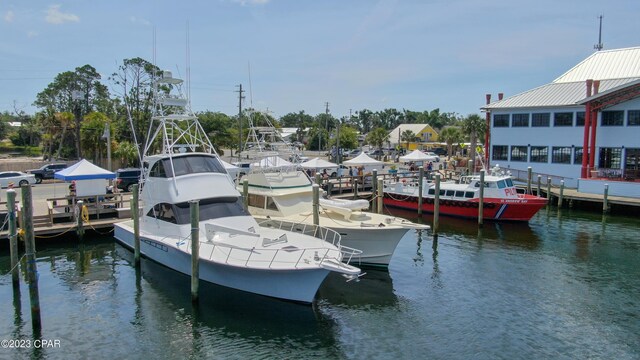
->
(483, 47, 640, 196)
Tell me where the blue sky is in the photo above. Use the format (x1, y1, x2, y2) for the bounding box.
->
(1, 0, 639, 119)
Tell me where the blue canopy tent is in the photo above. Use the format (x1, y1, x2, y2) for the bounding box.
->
(54, 159, 115, 197)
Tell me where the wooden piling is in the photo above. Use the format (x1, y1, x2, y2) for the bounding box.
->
(131, 184, 140, 266)
(242, 179, 249, 211)
(7, 189, 19, 289)
(315, 173, 322, 185)
(603, 183, 610, 213)
(312, 184, 320, 225)
(21, 184, 41, 332)
(76, 200, 85, 240)
(527, 167, 532, 195)
(418, 166, 424, 215)
(372, 169, 378, 213)
(190, 200, 200, 303)
(433, 174, 440, 239)
(537, 175, 541, 197)
(546, 177, 552, 203)
(478, 170, 485, 227)
(558, 180, 565, 208)
(377, 178, 383, 214)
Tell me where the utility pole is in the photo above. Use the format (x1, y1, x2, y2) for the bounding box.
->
(322, 102, 329, 156)
(236, 84, 245, 162)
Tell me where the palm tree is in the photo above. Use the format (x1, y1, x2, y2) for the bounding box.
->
(400, 130, 415, 151)
(438, 126, 463, 157)
(461, 114, 486, 171)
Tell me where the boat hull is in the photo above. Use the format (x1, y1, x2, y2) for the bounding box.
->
(325, 225, 409, 267)
(382, 194, 547, 221)
(114, 221, 331, 303)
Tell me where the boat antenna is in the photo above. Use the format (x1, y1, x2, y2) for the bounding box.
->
(186, 21, 191, 106)
(594, 15, 604, 51)
(248, 61, 253, 108)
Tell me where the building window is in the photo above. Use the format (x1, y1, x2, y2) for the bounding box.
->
(530, 146, 548, 163)
(532, 113, 550, 127)
(492, 145, 508, 161)
(554, 112, 573, 126)
(628, 110, 640, 126)
(512, 113, 529, 127)
(601, 111, 624, 126)
(510, 146, 528, 162)
(552, 147, 572, 164)
(625, 148, 640, 179)
(493, 114, 509, 127)
(574, 147, 583, 165)
(576, 112, 585, 126)
(599, 147, 622, 169)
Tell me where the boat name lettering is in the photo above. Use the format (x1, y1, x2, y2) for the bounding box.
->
(504, 188, 518, 196)
(500, 199, 526, 204)
(141, 239, 169, 252)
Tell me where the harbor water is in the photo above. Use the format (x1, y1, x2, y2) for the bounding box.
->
(1, 207, 639, 359)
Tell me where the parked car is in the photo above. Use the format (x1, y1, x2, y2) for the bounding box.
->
(432, 147, 448, 156)
(27, 163, 68, 184)
(115, 168, 142, 192)
(345, 149, 361, 158)
(422, 151, 441, 162)
(0, 171, 37, 188)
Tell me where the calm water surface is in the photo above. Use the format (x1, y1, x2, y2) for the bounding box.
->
(1, 207, 639, 359)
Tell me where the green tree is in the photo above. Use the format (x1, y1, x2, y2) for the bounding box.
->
(461, 114, 486, 170)
(400, 130, 416, 150)
(438, 126, 463, 157)
(80, 112, 111, 163)
(329, 125, 359, 150)
(198, 111, 234, 153)
(366, 127, 390, 160)
(114, 141, 139, 168)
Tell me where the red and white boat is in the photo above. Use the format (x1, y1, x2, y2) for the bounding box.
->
(382, 166, 547, 221)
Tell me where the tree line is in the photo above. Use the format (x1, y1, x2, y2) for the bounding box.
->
(0, 57, 486, 166)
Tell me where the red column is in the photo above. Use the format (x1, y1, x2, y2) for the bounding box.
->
(589, 108, 597, 173)
(581, 80, 593, 178)
(485, 94, 491, 167)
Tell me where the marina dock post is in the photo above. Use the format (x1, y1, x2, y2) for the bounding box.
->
(7, 189, 19, 289)
(76, 200, 85, 240)
(418, 166, 424, 215)
(312, 184, 319, 225)
(478, 170, 485, 227)
(468, 160, 473, 175)
(603, 184, 610, 213)
(242, 179, 249, 211)
(547, 177, 552, 203)
(377, 178, 383, 214)
(315, 173, 322, 185)
(559, 180, 565, 208)
(433, 174, 440, 240)
(21, 185, 41, 332)
(527, 167, 532, 194)
(372, 170, 378, 213)
(190, 200, 200, 303)
(132, 184, 140, 266)
(537, 175, 541, 196)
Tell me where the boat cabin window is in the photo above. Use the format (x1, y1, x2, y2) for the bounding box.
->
(248, 194, 265, 208)
(497, 180, 506, 189)
(266, 197, 278, 211)
(455, 191, 465, 197)
(445, 190, 455, 197)
(150, 155, 227, 178)
(147, 196, 248, 224)
(464, 191, 475, 198)
(428, 189, 435, 195)
(439, 189, 445, 196)
(505, 178, 514, 187)
(474, 181, 490, 188)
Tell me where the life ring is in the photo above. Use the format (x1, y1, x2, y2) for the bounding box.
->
(81, 205, 89, 222)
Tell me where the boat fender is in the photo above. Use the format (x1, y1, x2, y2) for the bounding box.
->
(81, 205, 89, 222)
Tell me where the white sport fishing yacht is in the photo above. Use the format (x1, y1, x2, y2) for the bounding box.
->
(241, 163, 429, 267)
(114, 70, 361, 303)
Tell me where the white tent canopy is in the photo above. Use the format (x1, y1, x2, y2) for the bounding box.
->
(54, 159, 115, 180)
(399, 149, 438, 163)
(300, 157, 337, 169)
(343, 152, 383, 166)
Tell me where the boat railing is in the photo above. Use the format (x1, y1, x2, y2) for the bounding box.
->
(256, 218, 342, 247)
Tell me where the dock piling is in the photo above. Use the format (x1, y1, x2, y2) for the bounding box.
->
(527, 167, 532, 195)
(546, 177, 552, 203)
(433, 174, 440, 240)
(537, 175, 541, 196)
(603, 184, 610, 213)
(21, 184, 41, 332)
(418, 166, 424, 215)
(372, 169, 378, 213)
(76, 200, 85, 240)
(377, 178, 383, 214)
(242, 179, 249, 211)
(7, 190, 19, 289)
(558, 180, 565, 208)
(190, 200, 200, 303)
(131, 184, 140, 266)
(478, 170, 485, 227)
(312, 184, 320, 225)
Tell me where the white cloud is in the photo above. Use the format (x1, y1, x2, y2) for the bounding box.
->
(45, 5, 79, 24)
(231, 0, 269, 6)
(130, 16, 151, 26)
(4, 10, 14, 22)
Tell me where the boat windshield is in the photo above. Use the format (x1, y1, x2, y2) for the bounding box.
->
(148, 196, 248, 224)
(149, 154, 226, 178)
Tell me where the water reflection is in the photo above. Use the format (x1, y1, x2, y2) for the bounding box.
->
(317, 270, 398, 308)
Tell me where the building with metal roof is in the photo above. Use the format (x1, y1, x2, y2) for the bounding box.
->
(481, 47, 640, 197)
